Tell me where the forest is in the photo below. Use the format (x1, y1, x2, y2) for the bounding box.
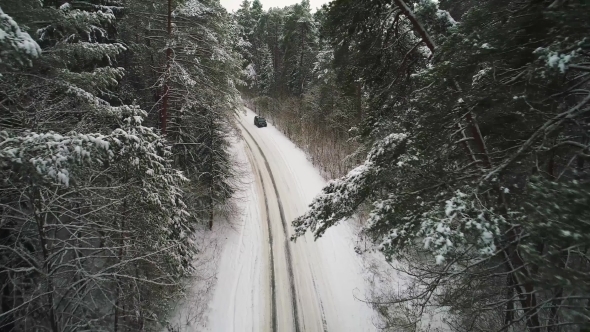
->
(241, 0, 590, 329)
(1, 0, 590, 331)
(1, 0, 241, 330)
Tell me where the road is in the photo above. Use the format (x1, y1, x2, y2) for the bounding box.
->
(207, 108, 377, 332)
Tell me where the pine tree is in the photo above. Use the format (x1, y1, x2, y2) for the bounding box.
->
(258, 44, 274, 95)
(293, 0, 590, 330)
(262, 7, 286, 96)
(0, 1, 197, 330)
(282, 0, 317, 96)
(234, 1, 361, 178)
(163, 0, 242, 229)
(0, 7, 41, 70)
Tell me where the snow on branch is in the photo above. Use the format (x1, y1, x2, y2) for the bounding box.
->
(0, 6, 41, 67)
(392, 0, 436, 54)
(0, 131, 111, 187)
(175, 0, 214, 17)
(50, 42, 126, 64)
(37, 7, 115, 42)
(534, 38, 589, 73)
(58, 66, 125, 93)
(292, 133, 408, 240)
(0, 105, 182, 191)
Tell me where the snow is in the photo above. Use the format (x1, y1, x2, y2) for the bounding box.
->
(166, 105, 421, 331)
(206, 137, 270, 331)
(0, 7, 42, 65)
(176, 0, 212, 17)
(185, 108, 380, 331)
(244, 63, 257, 79)
(240, 108, 378, 330)
(436, 9, 457, 26)
(164, 138, 255, 331)
(534, 47, 578, 73)
(472, 67, 490, 86)
(57, 169, 69, 186)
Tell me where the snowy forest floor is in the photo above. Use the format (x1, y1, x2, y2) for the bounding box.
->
(165, 106, 403, 332)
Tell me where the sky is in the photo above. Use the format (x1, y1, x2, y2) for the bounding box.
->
(220, 0, 330, 12)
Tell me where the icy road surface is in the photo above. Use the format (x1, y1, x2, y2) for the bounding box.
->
(207, 107, 377, 332)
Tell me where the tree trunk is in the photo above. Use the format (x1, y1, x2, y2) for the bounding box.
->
(31, 186, 58, 332)
(208, 113, 215, 231)
(114, 192, 128, 332)
(504, 273, 515, 325)
(391, 0, 436, 54)
(356, 82, 362, 121)
(160, 0, 173, 135)
(299, 23, 305, 96)
(453, 92, 542, 331)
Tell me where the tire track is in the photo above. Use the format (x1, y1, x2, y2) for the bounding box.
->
(309, 269, 329, 332)
(238, 120, 301, 332)
(258, 120, 329, 332)
(243, 141, 277, 332)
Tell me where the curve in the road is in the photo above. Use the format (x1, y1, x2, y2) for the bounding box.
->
(239, 120, 302, 332)
(243, 141, 278, 332)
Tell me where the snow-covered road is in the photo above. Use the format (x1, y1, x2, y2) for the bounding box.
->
(207, 108, 377, 332)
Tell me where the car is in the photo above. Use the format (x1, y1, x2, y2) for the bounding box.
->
(254, 115, 267, 127)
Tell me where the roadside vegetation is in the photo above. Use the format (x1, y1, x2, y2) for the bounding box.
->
(2, 0, 590, 330)
(238, 0, 590, 331)
(0, 0, 241, 330)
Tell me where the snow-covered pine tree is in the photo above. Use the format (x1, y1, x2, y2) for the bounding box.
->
(261, 7, 285, 96)
(106, 0, 243, 231)
(0, 7, 41, 70)
(162, 0, 242, 230)
(282, 0, 317, 97)
(293, 0, 590, 330)
(1, 1, 196, 330)
(300, 10, 362, 178)
(258, 44, 274, 95)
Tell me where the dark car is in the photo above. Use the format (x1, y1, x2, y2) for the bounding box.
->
(254, 115, 267, 127)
